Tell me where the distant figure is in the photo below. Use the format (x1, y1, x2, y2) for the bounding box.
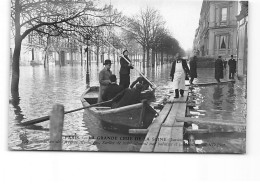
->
(130, 74, 151, 91)
(228, 55, 236, 79)
(102, 75, 124, 101)
(170, 55, 190, 98)
(98, 59, 112, 102)
(223, 59, 227, 69)
(112, 84, 143, 108)
(215, 56, 224, 83)
(189, 55, 198, 84)
(119, 50, 134, 89)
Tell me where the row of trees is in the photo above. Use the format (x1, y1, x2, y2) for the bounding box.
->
(10, 0, 185, 95)
(124, 7, 185, 67)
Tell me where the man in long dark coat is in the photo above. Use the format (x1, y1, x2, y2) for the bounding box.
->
(215, 56, 224, 83)
(228, 55, 236, 79)
(119, 50, 133, 89)
(189, 56, 198, 84)
(170, 55, 190, 98)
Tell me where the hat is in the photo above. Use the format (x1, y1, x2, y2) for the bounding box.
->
(104, 59, 112, 65)
(123, 50, 128, 55)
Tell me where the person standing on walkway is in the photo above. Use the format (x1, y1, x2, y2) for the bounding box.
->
(98, 59, 112, 102)
(119, 50, 133, 89)
(189, 55, 198, 84)
(228, 55, 236, 79)
(215, 56, 224, 83)
(170, 55, 190, 98)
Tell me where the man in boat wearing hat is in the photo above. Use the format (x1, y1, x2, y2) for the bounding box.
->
(102, 74, 124, 101)
(170, 53, 190, 98)
(98, 59, 112, 102)
(119, 50, 133, 89)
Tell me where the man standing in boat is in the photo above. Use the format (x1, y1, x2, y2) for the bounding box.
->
(215, 56, 224, 83)
(102, 74, 124, 101)
(228, 55, 236, 79)
(119, 50, 133, 89)
(170, 54, 190, 98)
(98, 59, 112, 102)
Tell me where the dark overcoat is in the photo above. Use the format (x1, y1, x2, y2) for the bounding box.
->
(102, 83, 124, 101)
(190, 57, 197, 78)
(170, 59, 190, 81)
(112, 88, 141, 108)
(215, 58, 224, 79)
(119, 56, 133, 75)
(228, 59, 236, 73)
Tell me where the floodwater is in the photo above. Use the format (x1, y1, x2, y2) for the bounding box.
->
(8, 61, 246, 153)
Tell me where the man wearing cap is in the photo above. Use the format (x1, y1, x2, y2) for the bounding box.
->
(130, 73, 151, 91)
(228, 55, 236, 79)
(119, 50, 133, 89)
(170, 54, 190, 98)
(98, 59, 112, 102)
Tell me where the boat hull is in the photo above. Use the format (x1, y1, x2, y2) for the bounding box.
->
(80, 86, 156, 131)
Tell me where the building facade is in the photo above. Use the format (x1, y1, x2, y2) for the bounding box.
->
(193, 1, 239, 58)
(236, 1, 248, 78)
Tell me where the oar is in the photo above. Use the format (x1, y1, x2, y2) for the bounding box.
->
(19, 100, 113, 126)
(104, 39, 157, 89)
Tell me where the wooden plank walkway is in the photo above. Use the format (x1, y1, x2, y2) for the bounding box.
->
(140, 86, 189, 152)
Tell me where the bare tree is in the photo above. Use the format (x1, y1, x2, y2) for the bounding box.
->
(10, 0, 118, 95)
(126, 7, 165, 67)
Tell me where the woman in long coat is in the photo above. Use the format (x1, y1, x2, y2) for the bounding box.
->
(189, 56, 198, 84)
(215, 56, 224, 83)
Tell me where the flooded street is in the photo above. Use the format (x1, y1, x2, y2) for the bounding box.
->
(8, 62, 246, 152)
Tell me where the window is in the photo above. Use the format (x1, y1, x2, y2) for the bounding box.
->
(221, 7, 227, 21)
(219, 35, 227, 49)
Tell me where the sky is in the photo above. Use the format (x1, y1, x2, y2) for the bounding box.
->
(102, 0, 203, 51)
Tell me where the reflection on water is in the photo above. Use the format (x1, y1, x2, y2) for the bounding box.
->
(8, 63, 246, 152)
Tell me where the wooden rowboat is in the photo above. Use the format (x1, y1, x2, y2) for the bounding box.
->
(80, 86, 157, 131)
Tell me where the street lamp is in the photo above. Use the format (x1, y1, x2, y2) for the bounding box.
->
(84, 35, 91, 84)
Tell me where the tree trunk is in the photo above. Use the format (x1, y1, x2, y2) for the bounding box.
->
(142, 46, 145, 68)
(11, 0, 22, 95)
(96, 46, 99, 65)
(11, 38, 22, 95)
(80, 46, 83, 66)
(146, 48, 150, 67)
(151, 48, 155, 67)
(161, 51, 163, 65)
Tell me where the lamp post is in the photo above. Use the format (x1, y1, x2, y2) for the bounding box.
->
(84, 35, 91, 84)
